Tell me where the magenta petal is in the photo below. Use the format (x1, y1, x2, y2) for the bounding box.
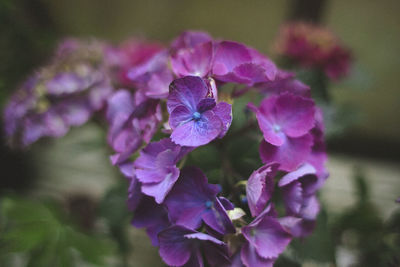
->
(171, 41, 213, 77)
(248, 48, 278, 81)
(213, 102, 232, 138)
(171, 110, 222, 146)
(171, 31, 212, 51)
(240, 243, 275, 267)
(213, 41, 252, 76)
(274, 93, 315, 138)
(144, 69, 173, 99)
(259, 134, 313, 172)
(242, 215, 292, 259)
(255, 96, 285, 146)
(233, 63, 270, 85)
(278, 163, 316, 187)
(256, 70, 310, 97)
(246, 163, 279, 217)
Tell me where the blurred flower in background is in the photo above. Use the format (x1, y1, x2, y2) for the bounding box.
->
(3, 39, 113, 147)
(275, 22, 352, 81)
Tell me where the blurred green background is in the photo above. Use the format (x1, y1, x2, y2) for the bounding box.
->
(0, 0, 399, 266)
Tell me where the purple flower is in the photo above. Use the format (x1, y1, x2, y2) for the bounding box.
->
(3, 38, 113, 147)
(171, 31, 213, 52)
(240, 212, 292, 267)
(133, 138, 191, 203)
(167, 76, 232, 146)
(164, 167, 235, 235)
(256, 70, 310, 97)
(246, 163, 279, 217)
(127, 50, 174, 99)
(278, 164, 321, 237)
(251, 92, 316, 171)
(105, 38, 164, 87)
(212, 41, 277, 86)
(158, 225, 230, 267)
(107, 90, 161, 167)
(171, 41, 213, 78)
(131, 195, 171, 246)
(274, 22, 352, 80)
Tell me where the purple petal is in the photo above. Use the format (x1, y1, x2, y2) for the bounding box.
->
(213, 102, 232, 138)
(242, 215, 292, 259)
(212, 41, 252, 78)
(246, 163, 279, 217)
(256, 70, 310, 97)
(255, 93, 315, 146)
(171, 41, 213, 77)
(171, 110, 222, 146)
(171, 31, 213, 51)
(201, 198, 235, 235)
(218, 197, 235, 211)
(141, 167, 180, 204)
(169, 105, 193, 129)
(273, 93, 315, 138)
(281, 181, 303, 215)
(233, 63, 270, 85)
(248, 48, 277, 81)
(167, 76, 208, 113)
(164, 167, 220, 230)
(197, 98, 216, 113)
(127, 177, 142, 211)
(144, 69, 173, 99)
(158, 226, 195, 266)
(278, 163, 316, 187)
(300, 195, 320, 220)
(259, 134, 313, 172)
(240, 243, 275, 267)
(131, 196, 170, 246)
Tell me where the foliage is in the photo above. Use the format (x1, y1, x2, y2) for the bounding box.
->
(0, 196, 115, 267)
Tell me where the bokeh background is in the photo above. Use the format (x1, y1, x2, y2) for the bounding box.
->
(1, 0, 399, 266)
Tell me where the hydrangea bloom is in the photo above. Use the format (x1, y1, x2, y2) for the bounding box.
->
(106, 89, 161, 168)
(4, 30, 331, 267)
(250, 92, 316, 171)
(240, 213, 292, 266)
(164, 167, 235, 235)
(3, 38, 113, 147)
(134, 138, 191, 203)
(275, 22, 352, 80)
(167, 76, 232, 146)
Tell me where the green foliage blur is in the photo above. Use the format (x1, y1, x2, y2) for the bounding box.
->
(0, 196, 115, 267)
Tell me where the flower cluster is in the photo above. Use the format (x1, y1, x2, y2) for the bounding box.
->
(108, 31, 328, 266)
(275, 22, 352, 80)
(3, 30, 329, 266)
(3, 38, 113, 147)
